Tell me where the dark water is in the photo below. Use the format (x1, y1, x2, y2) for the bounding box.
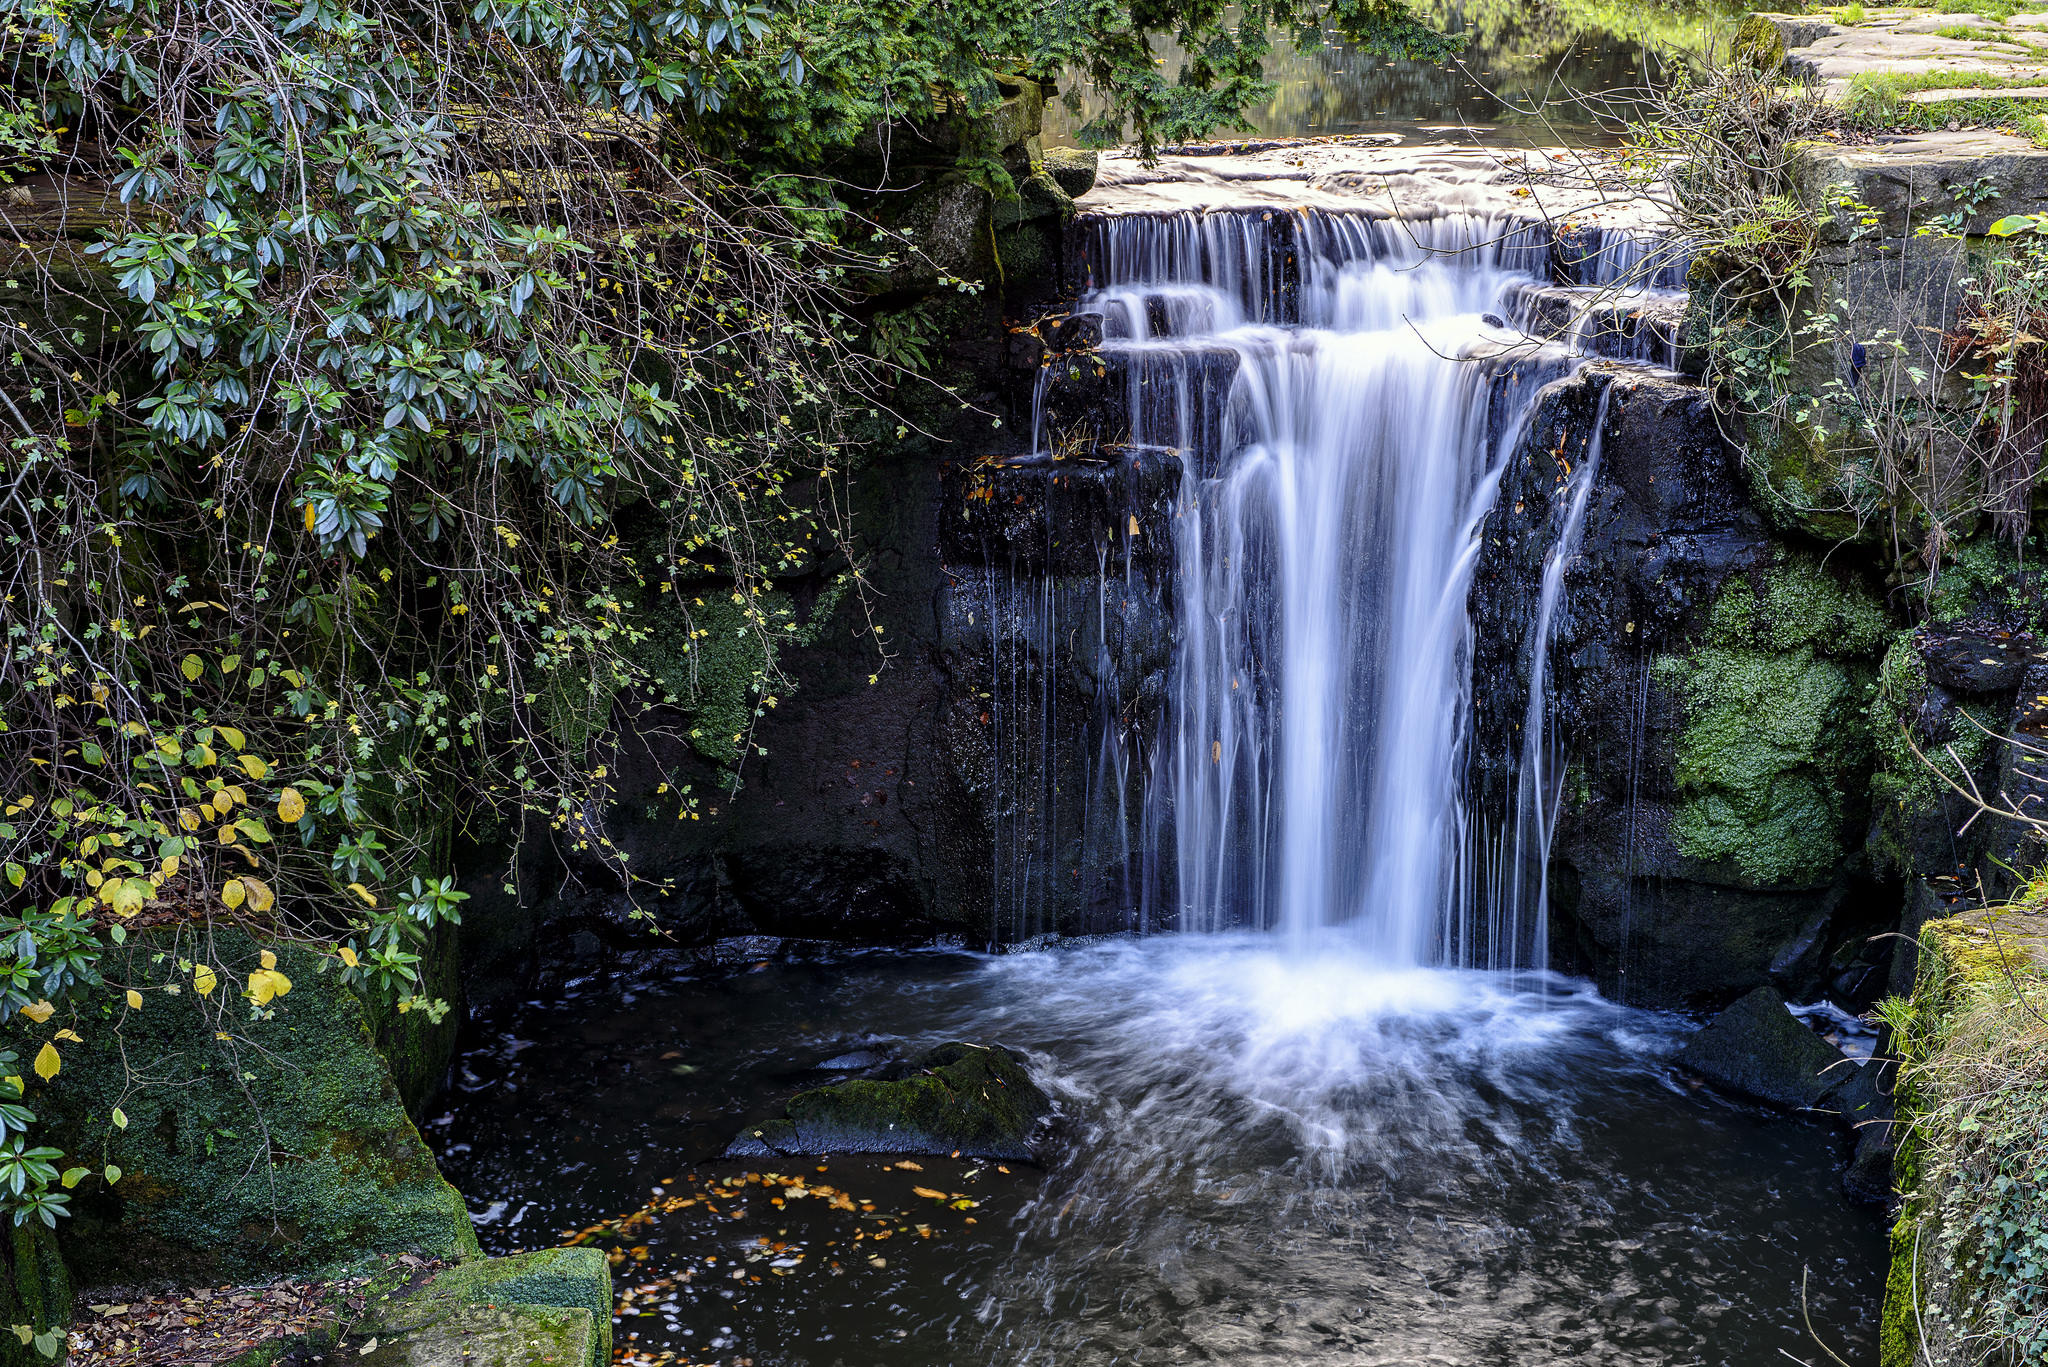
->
(1043, 0, 1740, 146)
(434, 935, 1888, 1367)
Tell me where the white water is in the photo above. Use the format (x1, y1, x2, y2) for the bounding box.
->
(1081, 209, 1594, 965)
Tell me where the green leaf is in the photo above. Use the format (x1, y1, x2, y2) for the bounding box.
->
(59, 1167, 87, 1189)
(1987, 214, 2047, 238)
(111, 1106, 128, 1129)
(180, 654, 204, 681)
(103, 1164, 122, 1184)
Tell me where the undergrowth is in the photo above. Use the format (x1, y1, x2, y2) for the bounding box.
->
(1882, 914, 2048, 1364)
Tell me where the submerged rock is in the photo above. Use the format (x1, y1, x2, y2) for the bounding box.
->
(727, 1042, 1051, 1160)
(1676, 985, 1854, 1110)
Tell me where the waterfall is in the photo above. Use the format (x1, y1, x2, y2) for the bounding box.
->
(1075, 207, 1611, 970)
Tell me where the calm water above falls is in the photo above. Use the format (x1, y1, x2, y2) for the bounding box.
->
(435, 940, 1886, 1366)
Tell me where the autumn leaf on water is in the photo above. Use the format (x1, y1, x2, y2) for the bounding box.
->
(911, 1186, 948, 1200)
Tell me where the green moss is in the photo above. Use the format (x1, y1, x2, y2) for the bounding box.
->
(0, 1225, 68, 1367)
(1927, 534, 2034, 624)
(1703, 549, 1892, 655)
(1733, 12, 1788, 68)
(1743, 417, 1873, 545)
(1665, 552, 1888, 885)
(359, 1250, 613, 1367)
(19, 928, 478, 1287)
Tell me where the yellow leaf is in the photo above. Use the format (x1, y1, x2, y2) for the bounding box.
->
(53, 1030, 81, 1043)
(277, 788, 306, 823)
(338, 946, 359, 968)
(221, 879, 246, 909)
(178, 808, 201, 832)
(303, 502, 317, 532)
(32, 1043, 58, 1081)
(259, 949, 277, 971)
(108, 879, 149, 917)
(237, 754, 268, 780)
(243, 877, 275, 913)
(161, 854, 181, 879)
(218, 824, 237, 845)
(125, 989, 142, 1011)
(19, 1001, 53, 1024)
(347, 883, 376, 907)
(247, 967, 292, 1006)
(193, 964, 217, 996)
(216, 725, 246, 750)
(180, 654, 203, 682)
(912, 1186, 947, 1200)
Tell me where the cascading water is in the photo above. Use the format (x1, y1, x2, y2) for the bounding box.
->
(1079, 208, 1598, 967)
(442, 210, 1887, 1367)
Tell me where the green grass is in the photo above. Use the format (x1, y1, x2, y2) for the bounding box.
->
(1841, 67, 2048, 127)
(1833, 2, 1866, 21)
(1935, 0, 2035, 18)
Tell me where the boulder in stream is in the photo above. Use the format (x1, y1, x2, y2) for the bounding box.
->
(1676, 985, 1855, 1109)
(727, 1042, 1051, 1161)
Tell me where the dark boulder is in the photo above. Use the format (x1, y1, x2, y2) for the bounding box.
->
(1044, 148, 1099, 199)
(727, 1042, 1052, 1160)
(1918, 623, 2033, 694)
(1675, 985, 1852, 1110)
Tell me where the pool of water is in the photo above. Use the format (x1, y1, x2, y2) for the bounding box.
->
(1043, 0, 1741, 147)
(432, 935, 1887, 1367)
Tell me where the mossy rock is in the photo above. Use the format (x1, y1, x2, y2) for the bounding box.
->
(17, 928, 478, 1287)
(0, 1225, 69, 1367)
(1733, 13, 1789, 71)
(359, 1250, 613, 1367)
(1042, 148, 1098, 199)
(1663, 551, 1889, 888)
(728, 1042, 1051, 1160)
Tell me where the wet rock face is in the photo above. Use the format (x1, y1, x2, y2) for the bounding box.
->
(1476, 365, 1900, 1008)
(726, 1042, 1052, 1160)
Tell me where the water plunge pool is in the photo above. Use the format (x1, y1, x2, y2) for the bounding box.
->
(434, 936, 1887, 1366)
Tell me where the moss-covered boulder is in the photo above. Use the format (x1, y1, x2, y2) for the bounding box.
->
(0, 1225, 69, 1367)
(17, 928, 477, 1287)
(727, 1042, 1051, 1160)
(358, 1250, 613, 1367)
(1042, 148, 1098, 199)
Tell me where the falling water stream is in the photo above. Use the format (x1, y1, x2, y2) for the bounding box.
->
(437, 208, 1888, 1365)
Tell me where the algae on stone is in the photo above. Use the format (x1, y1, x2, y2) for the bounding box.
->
(359, 1249, 614, 1367)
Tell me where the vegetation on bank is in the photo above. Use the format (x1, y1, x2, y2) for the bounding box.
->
(1881, 905, 2048, 1365)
